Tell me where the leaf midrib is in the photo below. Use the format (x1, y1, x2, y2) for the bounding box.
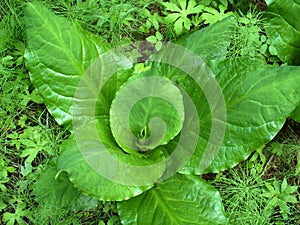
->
(149, 187, 181, 225)
(29, 3, 86, 75)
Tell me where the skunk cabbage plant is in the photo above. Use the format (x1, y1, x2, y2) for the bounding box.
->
(25, 2, 300, 224)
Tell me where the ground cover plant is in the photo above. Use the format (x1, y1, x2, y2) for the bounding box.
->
(1, 0, 299, 224)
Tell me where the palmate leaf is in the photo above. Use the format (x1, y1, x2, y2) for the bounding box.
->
(201, 4, 233, 25)
(264, 0, 300, 65)
(118, 173, 227, 225)
(162, 0, 204, 35)
(24, 1, 110, 127)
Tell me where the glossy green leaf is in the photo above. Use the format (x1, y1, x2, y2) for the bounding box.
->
(118, 173, 227, 225)
(264, 0, 300, 65)
(147, 50, 300, 174)
(34, 161, 98, 211)
(148, 17, 300, 173)
(204, 59, 300, 172)
(191, 58, 300, 173)
(57, 122, 166, 200)
(24, 2, 110, 127)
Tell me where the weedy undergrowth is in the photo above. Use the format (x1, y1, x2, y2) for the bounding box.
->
(1, 0, 300, 224)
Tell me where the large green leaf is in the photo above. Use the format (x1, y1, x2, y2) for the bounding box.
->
(205, 59, 300, 172)
(56, 136, 150, 201)
(117, 173, 227, 225)
(264, 0, 300, 65)
(198, 59, 300, 173)
(147, 16, 300, 173)
(34, 161, 98, 211)
(147, 46, 300, 174)
(57, 118, 166, 200)
(24, 2, 110, 127)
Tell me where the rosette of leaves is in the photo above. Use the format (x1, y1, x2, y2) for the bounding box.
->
(25, 2, 300, 224)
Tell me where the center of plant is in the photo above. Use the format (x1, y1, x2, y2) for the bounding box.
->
(109, 74, 185, 156)
(136, 126, 150, 151)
